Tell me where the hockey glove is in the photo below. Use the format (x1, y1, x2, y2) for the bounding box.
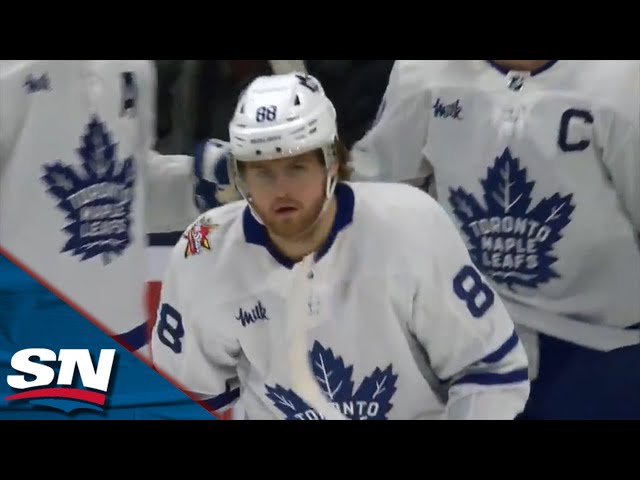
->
(193, 139, 242, 212)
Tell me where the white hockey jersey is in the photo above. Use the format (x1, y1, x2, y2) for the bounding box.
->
(351, 60, 640, 351)
(151, 182, 529, 420)
(0, 60, 200, 354)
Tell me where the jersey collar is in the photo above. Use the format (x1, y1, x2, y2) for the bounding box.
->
(243, 182, 355, 269)
(486, 60, 558, 77)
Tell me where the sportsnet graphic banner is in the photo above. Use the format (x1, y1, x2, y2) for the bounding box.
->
(0, 248, 215, 420)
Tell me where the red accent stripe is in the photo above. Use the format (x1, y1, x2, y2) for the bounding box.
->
(5, 387, 106, 405)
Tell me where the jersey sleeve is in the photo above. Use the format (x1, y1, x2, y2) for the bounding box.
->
(349, 61, 433, 184)
(139, 61, 201, 234)
(150, 229, 240, 414)
(409, 197, 530, 420)
(601, 92, 640, 233)
(145, 151, 201, 233)
(0, 61, 28, 170)
(138, 60, 158, 156)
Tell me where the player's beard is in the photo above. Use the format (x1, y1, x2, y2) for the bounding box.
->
(256, 193, 326, 241)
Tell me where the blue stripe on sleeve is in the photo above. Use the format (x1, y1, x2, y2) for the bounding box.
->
(481, 330, 520, 364)
(453, 368, 529, 387)
(114, 320, 149, 351)
(201, 387, 240, 411)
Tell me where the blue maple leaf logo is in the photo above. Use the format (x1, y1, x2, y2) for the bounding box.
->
(265, 341, 398, 420)
(448, 148, 574, 290)
(41, 116, 136, 265)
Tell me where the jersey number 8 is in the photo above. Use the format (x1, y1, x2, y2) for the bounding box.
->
(157, 303, 185, 354)
(452, 265, 495, 318)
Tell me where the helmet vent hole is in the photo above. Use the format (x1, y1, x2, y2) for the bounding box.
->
(294, 95, 301, 106)
(276, 147, 282, 153)
(255, 150, 262, 156)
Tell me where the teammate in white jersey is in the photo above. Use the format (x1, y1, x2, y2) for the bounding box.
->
(0, 60, 215, 418)
(151, 72, 530, 420)
(0, 60, 206, 353)
(350, 60, 640, 419)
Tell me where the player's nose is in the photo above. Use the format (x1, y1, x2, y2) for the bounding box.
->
(271, 172, 295, 197)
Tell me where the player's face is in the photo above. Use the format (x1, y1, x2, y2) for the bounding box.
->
(242, 151, 329, 239)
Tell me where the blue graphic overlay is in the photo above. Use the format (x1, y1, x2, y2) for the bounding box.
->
(266, 341, 398, 420)
(0, 250, 215, 420)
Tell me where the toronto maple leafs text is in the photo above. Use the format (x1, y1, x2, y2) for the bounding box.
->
(292, 401, 382, 420)
(67, 182, 132, 239)
(469, 216, 551, 272)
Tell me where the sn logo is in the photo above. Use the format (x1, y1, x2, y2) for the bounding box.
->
(5, 348, 116, 410)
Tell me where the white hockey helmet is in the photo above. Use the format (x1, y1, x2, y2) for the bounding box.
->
(229, 72, 338, 169)
(228, 72, 341, 232)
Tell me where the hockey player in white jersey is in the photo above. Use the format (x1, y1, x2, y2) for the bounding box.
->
(350, 60, 640, 419)
(0, 60, 207, 354)
(151, 72, 530, 420)
(0, 60, 215, 419)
